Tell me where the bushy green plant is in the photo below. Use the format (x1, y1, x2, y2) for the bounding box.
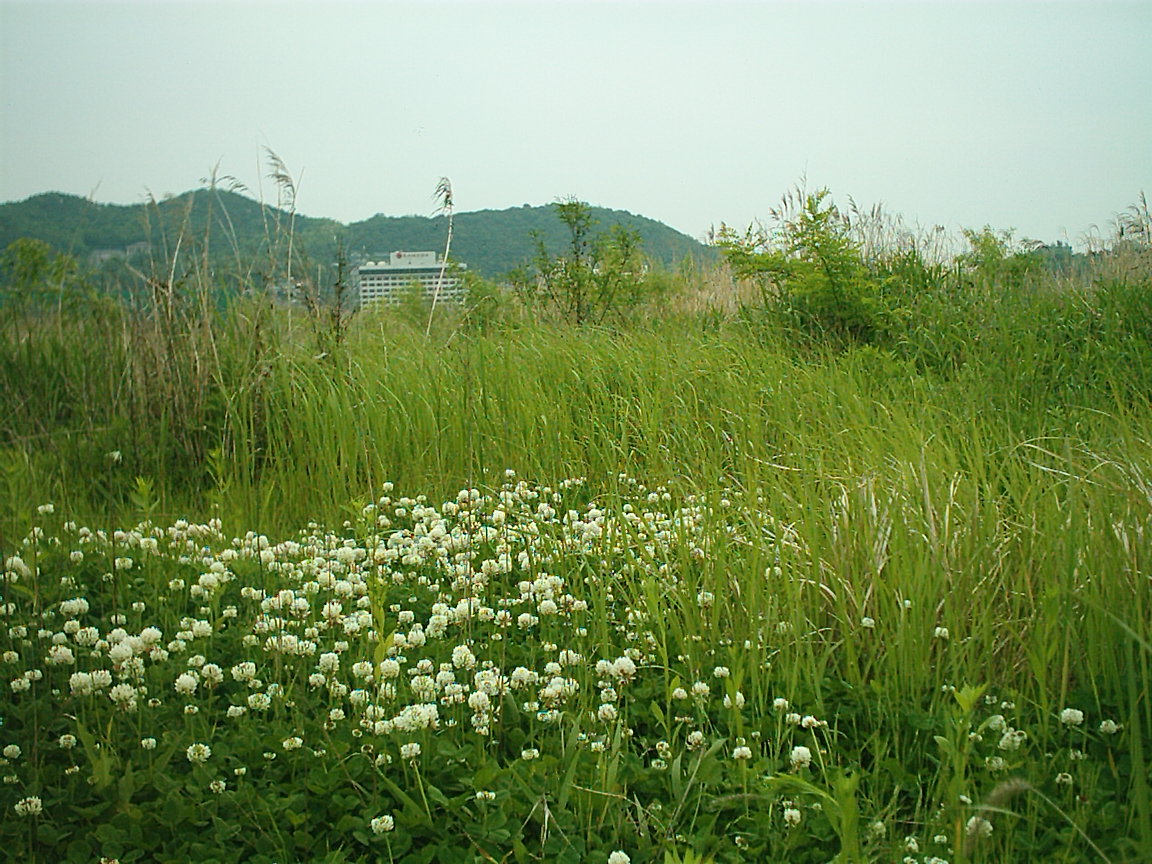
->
(956, 226, 1041, 290)
(717, 188, 901, 348)
(511, 199, 658, 325)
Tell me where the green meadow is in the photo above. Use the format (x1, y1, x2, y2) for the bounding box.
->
(1, 190, 1150, 863)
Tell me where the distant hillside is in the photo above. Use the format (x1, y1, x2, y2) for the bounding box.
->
(0, 189, 714, 279)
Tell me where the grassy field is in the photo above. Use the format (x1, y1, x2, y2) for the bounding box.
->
(1, 211, 1150, 862)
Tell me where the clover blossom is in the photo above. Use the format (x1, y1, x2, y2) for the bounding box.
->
(1059, 708, 1085, 727)
(790, 745, 812, 769)
(13, 796, 42, 816)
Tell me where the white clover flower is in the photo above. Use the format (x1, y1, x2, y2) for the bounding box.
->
(790, 745, 812, 769)
(141, 737, 157, 750)
(597, 703, 618, 722)
(671, 687, 688, 700)
(861, 616, 876, 629)
(612, 656, 637, 681)
(773, 697, 790, 711)
(607, 852, 630, 864)
(14, 796, 42, 816)
(4, 556, 31, 580)
(59, 734, 77, 749)
(209, 779, 226, 794)
(377, 658, 401, 680)
(934, 626, 949, 640)
(783, 806, 802, 826)
(47, 644, 75, 665)
(998, 729, 1026, 751)
(3, 745, 20, 760)
(732, 745, 752, 760)
(450, 644, 477, 669)
(520, 748, 540, 760)
(965, 816, 993, 838)
(68, 671, 93, 696)
(712, 666, 730, 679)
(686, 730, 705, 749)
(1099, 719, 1122, 734)
(109, 683, 138, 711)
(1055, 772, 1073, 786)
(1059, 708, 1085, 727)
(60, 598, 90, 617)
(557, 649, 582, 667)
(282, 736, 304, 751)
(399, 742, 421, 760)
(174, 672, 199, 696)
(371, 814, 395, 835)
(186, 742, 211, 763)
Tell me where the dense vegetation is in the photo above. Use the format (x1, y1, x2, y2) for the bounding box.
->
(0, 187, 1149, 863)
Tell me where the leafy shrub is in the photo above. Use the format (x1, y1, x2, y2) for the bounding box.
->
(717, 188, 901, 348)
(510, 199, 660, 325)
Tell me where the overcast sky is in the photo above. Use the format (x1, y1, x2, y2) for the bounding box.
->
(1, 1, 1148, 247)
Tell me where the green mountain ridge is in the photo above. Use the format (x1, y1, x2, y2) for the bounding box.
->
(0, 189, 714, 279)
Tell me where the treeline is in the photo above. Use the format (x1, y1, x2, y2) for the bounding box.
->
(0, 187, 712, 280)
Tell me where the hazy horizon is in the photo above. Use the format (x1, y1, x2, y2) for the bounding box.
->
(2, 1, 1149, 249)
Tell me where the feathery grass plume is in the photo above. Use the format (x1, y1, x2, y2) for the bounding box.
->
(263, 146, 300, 286)
(426, 176, 455, 336)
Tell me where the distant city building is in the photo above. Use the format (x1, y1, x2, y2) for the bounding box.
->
(89, 241, 151, 264)
(356, 251, 466, 307)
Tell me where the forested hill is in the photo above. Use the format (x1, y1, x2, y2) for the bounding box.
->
(0, 189, 713, 278)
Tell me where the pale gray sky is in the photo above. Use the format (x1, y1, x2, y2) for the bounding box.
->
(2, 0, 1148, 247)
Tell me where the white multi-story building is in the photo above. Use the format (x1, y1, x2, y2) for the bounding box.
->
(356, 251, 467, 307)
